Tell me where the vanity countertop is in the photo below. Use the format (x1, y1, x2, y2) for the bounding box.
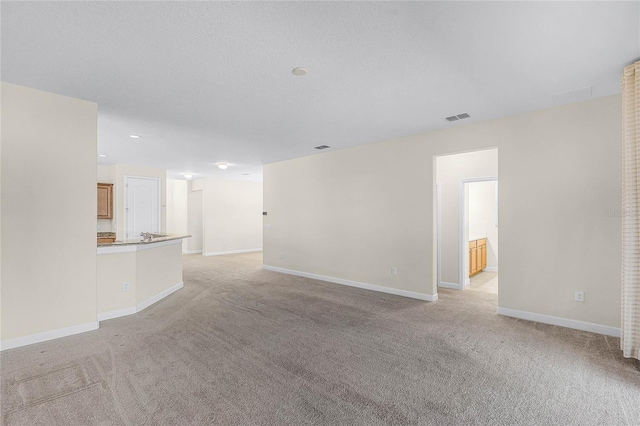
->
(97, 232, 116, 238)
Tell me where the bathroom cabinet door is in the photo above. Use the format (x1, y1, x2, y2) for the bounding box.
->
(469, 246, 477, 276)
(469, 239, 487, 277)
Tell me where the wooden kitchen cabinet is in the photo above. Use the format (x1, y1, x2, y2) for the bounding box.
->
(97, 183, 113, 219)
(469, 238, 487, 277)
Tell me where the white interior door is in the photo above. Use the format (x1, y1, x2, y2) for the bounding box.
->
(187, 188, 203, 252)
(126, 176, 160, 239)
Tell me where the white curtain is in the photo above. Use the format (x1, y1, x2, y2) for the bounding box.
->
(621, 61, 640, 360)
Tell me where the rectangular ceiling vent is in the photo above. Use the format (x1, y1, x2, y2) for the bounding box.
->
(446, 113, 470, 122)
(552, 86, 592, 106)
(314, 145, 330, 150)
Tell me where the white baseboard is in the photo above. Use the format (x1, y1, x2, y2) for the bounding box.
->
(203, 248, 262, 256)
(137, 282, 183, 312)
(438, 281, 460, 290)
(97, 307, 136, 322)
(1, 321, 99, 352)
(98, 282, 184, 322)
(497, 307, 620, 337)
(183, 250, 203, 254)
(484, 266, 498, 272)
(263, 265, 438, 302)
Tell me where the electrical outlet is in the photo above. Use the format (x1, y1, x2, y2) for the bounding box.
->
(391, 267, 397, 275)
(123, 282, 130, 291)
(574, 291, 584, 302)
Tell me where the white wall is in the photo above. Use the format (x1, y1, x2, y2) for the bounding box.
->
(166, 178, 189, 252)
(264, 95, 621, 329)
(97, 241, 183, 318)
(436, 149, 498, 285)
(1, 82, 98, 347)
(97, 251, 136, 315)
(135, 242, 183, 303)
(469, 181, 498, 270)
(203, 178, 263, 255)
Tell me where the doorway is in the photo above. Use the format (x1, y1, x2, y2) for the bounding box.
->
(434, 148, 498, 292)
(187, 182, 203, 254)
(125, 176, 160, 239)
(461, 179, 498, 294)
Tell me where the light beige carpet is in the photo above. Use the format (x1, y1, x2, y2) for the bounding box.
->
(1, 252, 639, 425)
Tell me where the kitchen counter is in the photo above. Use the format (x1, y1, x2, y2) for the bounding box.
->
(97, 233, 190, 322)
(97, 233, 190, 248)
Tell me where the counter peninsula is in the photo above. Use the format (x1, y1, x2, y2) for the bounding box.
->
(97, 234, 190, 321)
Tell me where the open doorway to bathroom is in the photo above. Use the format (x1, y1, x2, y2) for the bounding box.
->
(435, 148, 498, 295)
(464, 179, 498, 295)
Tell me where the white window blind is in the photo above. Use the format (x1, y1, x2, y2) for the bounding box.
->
(621, 61, 640, 360)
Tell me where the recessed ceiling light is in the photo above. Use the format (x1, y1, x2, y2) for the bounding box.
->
(98, 154, 107, 158)
(292, 67, 308, 76)
(184, 174, 193, 179)
(217, 163, 228, 170)
(129, 134, 141, 139)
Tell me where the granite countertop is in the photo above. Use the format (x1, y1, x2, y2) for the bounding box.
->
(97, 233, 191, 247)
(97, 232, 116, 238)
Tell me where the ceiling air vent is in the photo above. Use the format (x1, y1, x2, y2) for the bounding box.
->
(314, 145, 330, 150)
(446, 113, 471, 122)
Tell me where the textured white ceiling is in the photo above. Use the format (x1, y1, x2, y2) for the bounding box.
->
(2, 1, 639, 180)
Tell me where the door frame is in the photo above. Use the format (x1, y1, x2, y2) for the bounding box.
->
(436, 182, 442, 289)
(458, 177, 498, 290)
(125, 175, 161, 239)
